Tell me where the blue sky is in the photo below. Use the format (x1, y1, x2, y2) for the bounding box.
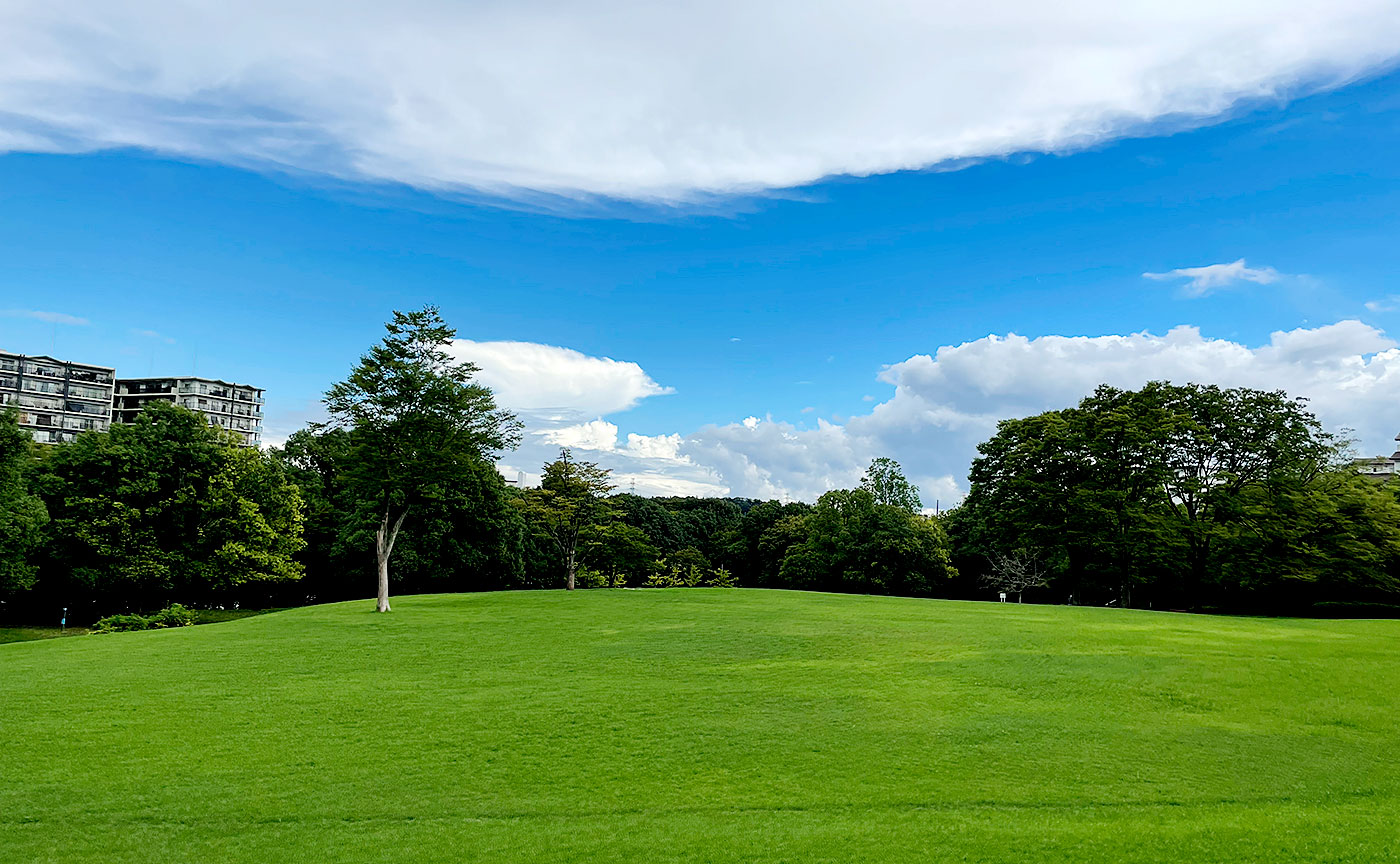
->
(3, 3, 1400, 502)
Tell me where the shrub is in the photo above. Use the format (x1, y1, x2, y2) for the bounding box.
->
(642, 562, 736, 588)
(91, 613, 151, 634)
(146, 604, 195, 628)
(707, 567, 737, 588)
(92, 604, 196, 634)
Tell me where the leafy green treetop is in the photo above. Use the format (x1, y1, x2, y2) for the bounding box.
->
(322, 306, 520, 611)
(519, 448, 614, 590)
(0, 408, 48, 593)
(860, 457, 922, 513)
(40, 401, 303, 609)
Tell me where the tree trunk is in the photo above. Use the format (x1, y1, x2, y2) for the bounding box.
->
(375, 551, 391, 613)
(565, 548, 577, 591)
(374, 505, 409, 612)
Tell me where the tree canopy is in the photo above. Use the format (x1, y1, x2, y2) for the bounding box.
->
(35, 401, 304, 612)
(321, 306, 520, 611)
(956, 381, 1400, 610)
(861, 457, 922, 513)
(516, 448, 615, 590)
(0, 408, 47, 593)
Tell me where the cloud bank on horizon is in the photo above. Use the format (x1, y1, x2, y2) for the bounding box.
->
(2, 1, 1399, 199)
(455, 321, 1400, 505)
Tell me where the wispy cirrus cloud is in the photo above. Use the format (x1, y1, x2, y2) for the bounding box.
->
(1, 309, 90, 326)
(130, 328, 176, 344)
(1143, 259, 1283, 297)
(0, 2, 1398, 200)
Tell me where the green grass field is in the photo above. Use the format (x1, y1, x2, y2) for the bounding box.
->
(0, 625, 87, 643)
(2, 590, 1397, 863)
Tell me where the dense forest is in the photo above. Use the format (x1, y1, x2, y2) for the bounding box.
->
(4, 310, 1398, 624)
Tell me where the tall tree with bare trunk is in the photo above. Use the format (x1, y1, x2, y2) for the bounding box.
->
(322, 307, 519, 611)
(518, 449, 614, 590)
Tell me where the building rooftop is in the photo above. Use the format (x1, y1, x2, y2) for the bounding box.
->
(0, 349, 114, 372)
(117, 374, 262, 391)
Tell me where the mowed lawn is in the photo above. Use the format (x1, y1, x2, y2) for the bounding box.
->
(2, 591, 1398, 863)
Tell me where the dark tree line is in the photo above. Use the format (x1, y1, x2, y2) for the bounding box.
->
(4, 310, 1398, 623)
(947, 382, 1400, 613)
(0, 401, 305, 624)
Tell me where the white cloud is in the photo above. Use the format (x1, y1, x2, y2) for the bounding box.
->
(130, 328, 176, 344)
(1365, 295, 1399, 313)
(1, 2, 1397, 199)
(459, 340, 723, 495)
(682, 416, 869, 503)
(1143, 259, 1283, 296)
(2, 309, 89, 326)
(450, 340, 671, 420)
(675, 321, 1400, 505)
(360, 326, 1400, 504)
(538, 419, 622, 452)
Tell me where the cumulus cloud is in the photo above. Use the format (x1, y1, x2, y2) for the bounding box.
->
(436, 325, 1400, 503)
(1, 2, 1397, 199)
(450, 340, 672, 420)
(678, 321, 1400, 504)
(2, 309, 89, 326)
(1143, 259, 1283, 296)
(456, 340, 722, 496)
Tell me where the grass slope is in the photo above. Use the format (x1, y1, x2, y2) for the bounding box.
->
(0, 626, 87, 644)
(2, 590, 1398, 863)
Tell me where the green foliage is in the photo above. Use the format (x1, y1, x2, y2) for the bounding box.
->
(89, 613, 151, 634)
(777, 488, 957, 595)
(707, 566, 737, 588)
(0, 408, 47, 593)
(273, 426, 525, 601)
(645, 547, 711, 587)
(37, 402, 304, 611)
(516, 448, 615, 589)
(6, 592, 1400, 862)
(580, 521, 661, 587)
(91, 603, 195, 633)
(572, 565, 627, 589)
(321, 306, 521, 610)
(860, 456, 922, 513)
(959, 381, 1392, 609)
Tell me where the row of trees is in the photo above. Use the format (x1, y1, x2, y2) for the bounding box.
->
(948, 382, 1400, 612)
(1, 401, 305, 621)
(3, 307, 1398, 621)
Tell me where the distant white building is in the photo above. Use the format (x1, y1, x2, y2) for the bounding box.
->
(1356, 433, 1400, 479)
(113, 376, 265, 447)
(0, 350, 115, 443)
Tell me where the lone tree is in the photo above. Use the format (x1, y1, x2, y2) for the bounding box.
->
(323, 307, 520, 611)
(981, 547, 1049, 602)
(519, 448, 614, 590)
(860, 457, 922, 513)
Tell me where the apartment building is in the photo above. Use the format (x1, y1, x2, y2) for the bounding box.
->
(0, 350, 115, 443)
(113, 376, 265, 447)
(1356, 433, 1400, 480)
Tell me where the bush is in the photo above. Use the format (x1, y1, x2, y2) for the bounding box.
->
(642, 563, 737, 588)
(147, 604, 195, 628)
(90, 613, 151, 634)
(707, 567, 737, 588)
(92, 604, 196, 634)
